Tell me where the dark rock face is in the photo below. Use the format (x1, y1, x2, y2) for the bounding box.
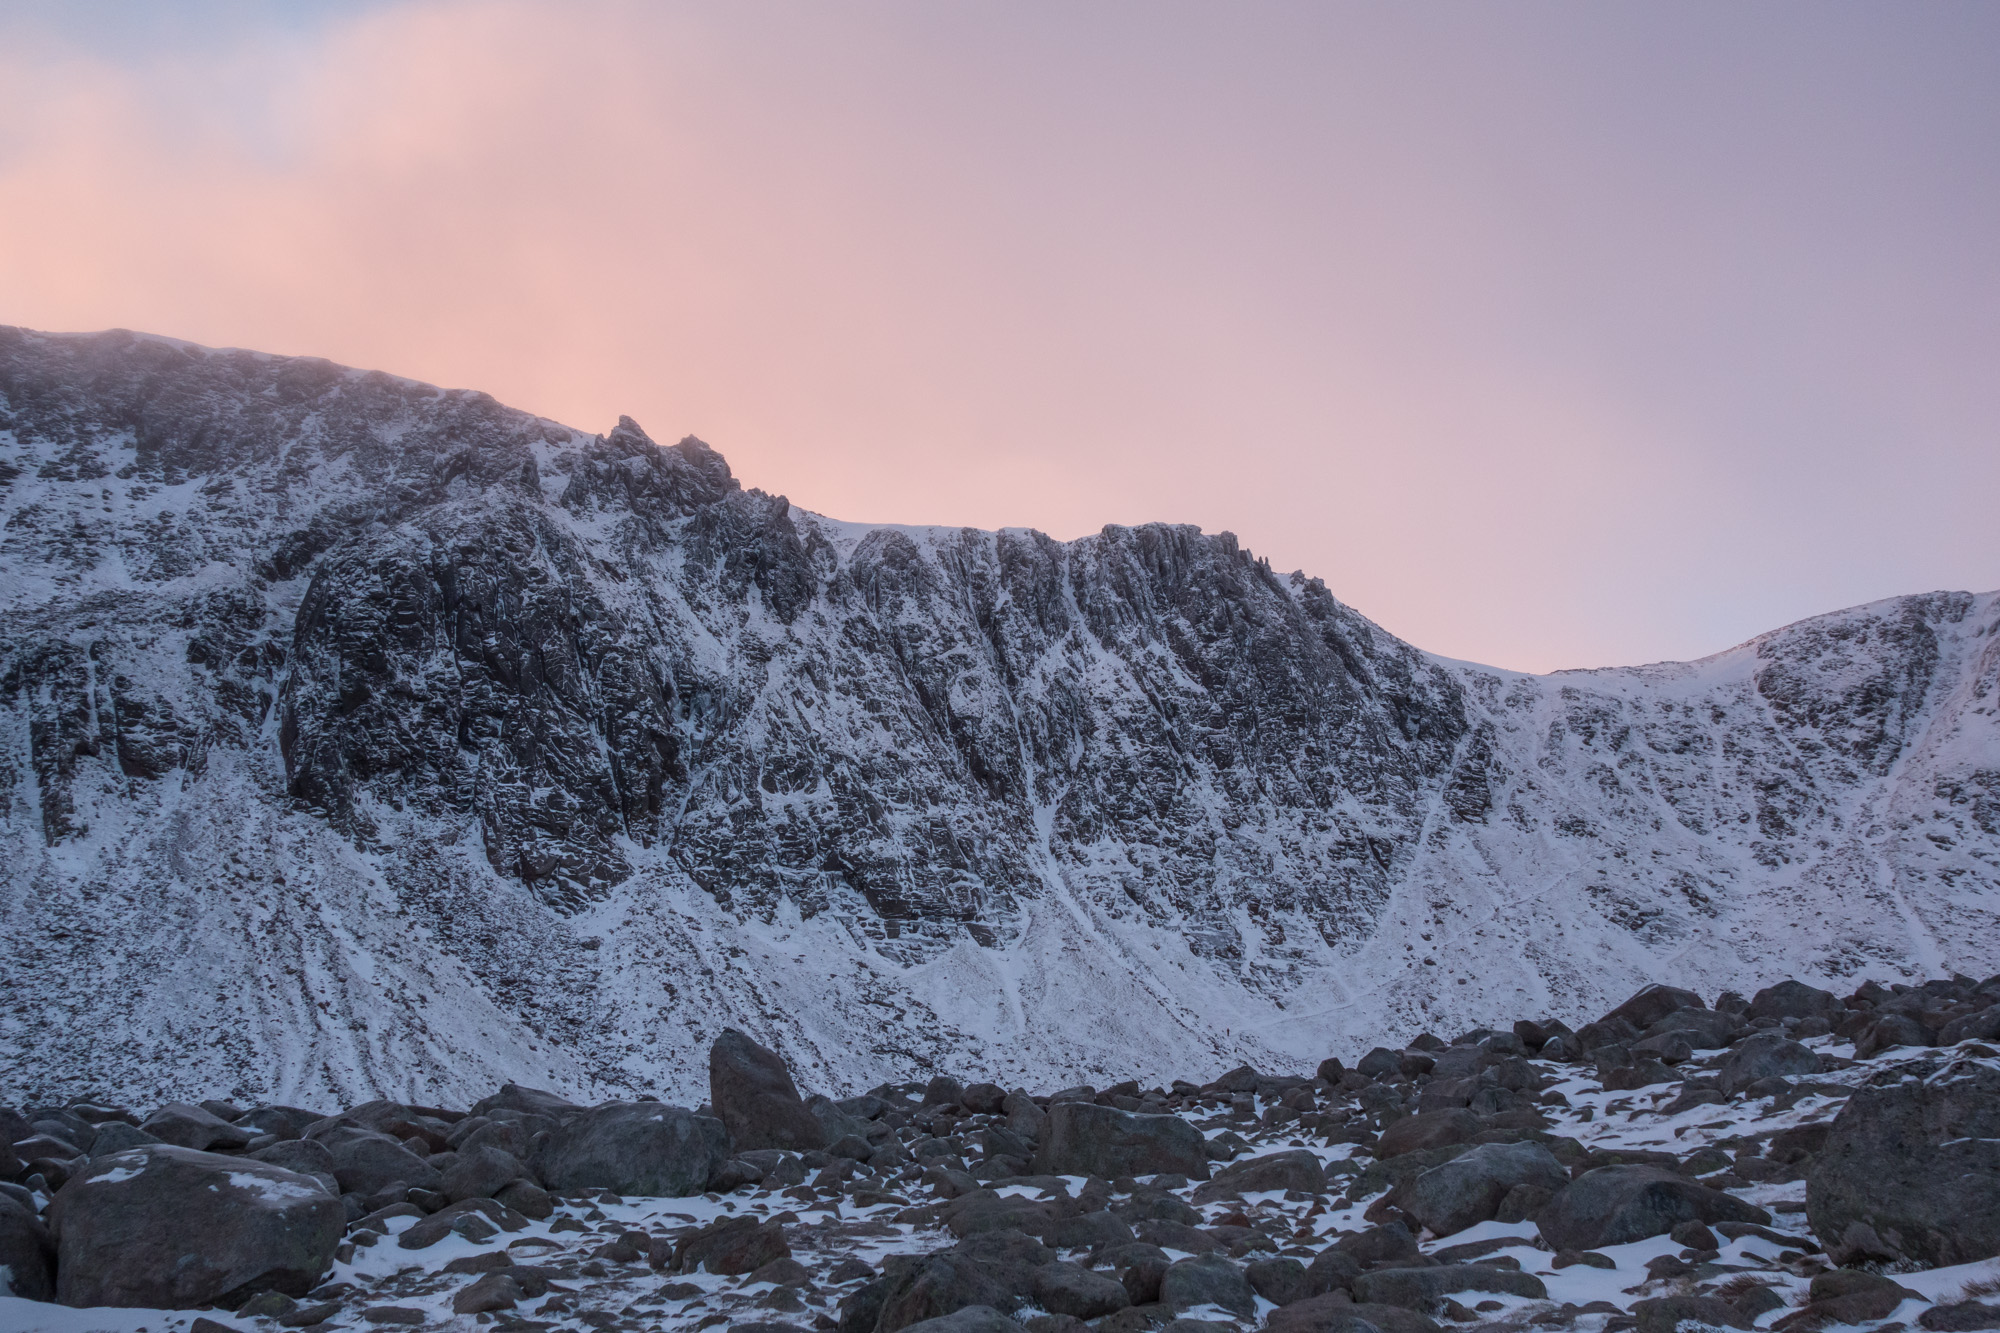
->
(1190, 1149, 1324, 1202)
(1031, 1104, 1210, 1181)
(710, 1030, 828, 1153)
(0, 1192, 54, 1301)
(533, 1102, 730, 1197)
(1716, 1034, 1819, 1096)
(1538, 1165, 1769, 1252)
(1807, 1062, 2000, 1266)
(1400, 1142, 1569, 1237)
(3, 326, 2000, 1103)
(48, 1145, 343, 1308)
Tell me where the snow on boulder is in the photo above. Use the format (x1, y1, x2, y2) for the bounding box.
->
(48, 1145, 343, 1308)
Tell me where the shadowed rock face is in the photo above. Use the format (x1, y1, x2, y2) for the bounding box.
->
(3, 325, 2000, 1106)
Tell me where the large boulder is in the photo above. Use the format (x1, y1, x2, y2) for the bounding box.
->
(49, 1146, 343, 1308)
(672, 1215, 790, 1274)
(1192, 1149, 1325, 1202)
(0, 1192, 54, 1301)
(471, 1084, 579, 1119)
(1159, 1254, 1255, 1318)
(138, 1103, 253, 1152)
(1806, 1061, 2000, 1267)
(1601, 984, 1706, 1033)
(1375, 1110, 1479, 1159)
(1717, 1033, 1819, 1095)
(1401, 1142, 1569, 1237)
(895, 1308, 1031, 1333)
(533, 1102, 730, 1196)
(1266, 1294, 1442, 1333)
(1538, 1165, 1769, 1251)
(1030, 1103, 1209, 1181)
(1351, 1265, 1548, 1310)
(1748, 981, 1841, 1025)
(710, 1030, 829, 1152)
(307, 1125, 442, 1196)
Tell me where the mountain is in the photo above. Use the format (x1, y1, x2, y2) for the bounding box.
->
(2, 325, 1996, 1108)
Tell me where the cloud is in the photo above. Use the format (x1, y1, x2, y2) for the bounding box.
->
(2, 1, 1995, 670)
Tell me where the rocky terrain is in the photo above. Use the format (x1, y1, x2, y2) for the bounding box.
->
(5, 974, 2000, 1333)
(3, 324, 1999, 1108)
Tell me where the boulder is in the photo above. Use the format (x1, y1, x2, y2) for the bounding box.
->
(396, 1197, 529, 1250)
(709, 1030, 829, 1152)
(1538, 1165, 1769, 1251)
(1192, 1150, 1325, 1202)
(894, 1308, 1030, 1333)
(1401, 1142, 1569, 1237)
(452, 1272, 522, 1315)
(1717, 1034, 1819, 1095)
(439, 1145, 529, 1203)
(1374, 1111, 1479, 1160)
(0, 1192, 54, 1301)
(1601, 984, 1706, 1033)
(87, 1121, 160, 1155)
(534, 1102, 730, 1197)
(1857, 1013, 1934, 1058)
(471, 1084, 579, 1119)
(309, 1126, 442, 1196)
(1159, 1254, 1255, 1318)
(1806, 1061, 2000, 1266)
(1265, 1294, 1442, 1333)
(1032, 1262, 1130, 1319)
(1245, 1257, 1311, 1306)
(1030, 1103, 1209, 1181)
(49, 1146, 343, 1308)
(1921, 1303, 2000, 1331)
(1748, 981, 1841, 1025)
(249, 1139, 340, 1196)
(1777, 1270, 1921, 1329)
(1046, 1210, 1134, 1251)
(675, 1216, 790, 1275)
(1351, 1265, 1548, 1310)
(1631, 1295, 1751, 1333)
(138, 1103, 254, 1152)
(237, 1106, 327, 1141)
(1940, 1004, 2000, 1045)
(878, 1256, 1022, 1333)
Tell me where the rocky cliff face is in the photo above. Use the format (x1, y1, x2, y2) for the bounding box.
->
(3, 326, 1996, 1107)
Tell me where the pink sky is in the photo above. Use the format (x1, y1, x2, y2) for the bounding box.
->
(2, 1, 1995, 671)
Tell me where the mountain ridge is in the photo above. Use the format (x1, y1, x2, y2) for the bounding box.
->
(2, 324, 1996, 1108)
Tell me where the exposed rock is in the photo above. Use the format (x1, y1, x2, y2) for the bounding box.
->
(1400, 1142, 1568, 1237)
(309, 1126, 443, 1197)
(0, 1192, 54, 1301)
(49, 1146, 343, 1308)
(710, 1031, 829, 1153)
(139, 1103, 254, 1152)
(1807, 1061, 2000, 1266)
(533, 1102, 730, 1197)
(1351, 1265, 1548, 1311)
(1716, 1034, 1819, 1096)
(675, 1216, 791, 1276)
(1374, 1112, 1479, 1160)
(1191, 1150, 1325, 1202)
(1158, 1254, 1254, 1318)
(1538, 1165, 1769, 1251)
(1031, 1104, 1208, 1181)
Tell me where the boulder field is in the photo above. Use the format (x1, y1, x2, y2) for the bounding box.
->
(4, 979, 2000, 1333)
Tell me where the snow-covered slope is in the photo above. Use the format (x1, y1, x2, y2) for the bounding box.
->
(2, 326, 1996, 1108)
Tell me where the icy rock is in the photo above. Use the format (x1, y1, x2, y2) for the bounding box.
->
(49, 1145, 343, 1308)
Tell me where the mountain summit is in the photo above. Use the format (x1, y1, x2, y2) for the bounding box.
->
(2, 326, 1995, 1105)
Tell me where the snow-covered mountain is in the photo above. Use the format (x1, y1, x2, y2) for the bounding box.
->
(2, 326, 1996, 1108)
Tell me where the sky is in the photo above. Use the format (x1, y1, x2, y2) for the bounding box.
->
(1, 2, 1995, 672)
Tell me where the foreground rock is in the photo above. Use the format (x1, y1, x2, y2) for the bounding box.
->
(1808, 1060, 2000, 1266)
(48, 1146, 343, 1308)
(1030, 1103, 1209, 1180)
(709, 1028, 829, 1152)
(1538, 1164, 1769, 1251)
(533, 1102, 731, 1196)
